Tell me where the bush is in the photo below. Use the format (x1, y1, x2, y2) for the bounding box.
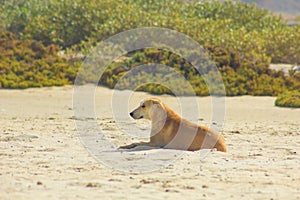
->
(0, 1, 299, 95)
(0, 31, 79, 89)
(0, 0, 116, 48)
(97, 48, 298, 96)
(275, 90, 300, 108)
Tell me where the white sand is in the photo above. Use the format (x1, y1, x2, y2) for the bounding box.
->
(0, 86, 299, 199)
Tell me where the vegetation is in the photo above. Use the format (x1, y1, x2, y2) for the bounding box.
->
(0, 31, 79, 88)
(0, 0, 299, 104)
(97, 48, 299, 96)
(1, 0, 299, 63)
(275, 90, 300, 108)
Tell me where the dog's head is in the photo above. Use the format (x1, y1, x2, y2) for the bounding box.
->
(130, 97, 166, 120)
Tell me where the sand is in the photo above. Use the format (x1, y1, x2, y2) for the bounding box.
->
(0, 86, 299, 199)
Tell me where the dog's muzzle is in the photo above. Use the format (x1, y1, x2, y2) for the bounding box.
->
(130, 112, 143, 119)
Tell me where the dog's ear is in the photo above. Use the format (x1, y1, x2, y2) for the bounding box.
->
(152, 99, 166, 110)
(152, 99, 160, 105)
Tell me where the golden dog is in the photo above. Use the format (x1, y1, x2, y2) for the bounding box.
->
(119, 97, 227, 152)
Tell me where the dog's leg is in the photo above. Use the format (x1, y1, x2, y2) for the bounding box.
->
(118, 142, 155, 149)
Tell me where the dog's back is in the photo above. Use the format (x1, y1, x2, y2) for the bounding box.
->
(161, 103, 227, 152)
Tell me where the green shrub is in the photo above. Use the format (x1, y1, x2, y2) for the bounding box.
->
(0, 0, 115, 48)
(97, 48, 298, 96)
(0, 31, 79, 89)
(1, 0, 298, 64)
(275, 90, 300, 108)
(0, 1, 299, 96)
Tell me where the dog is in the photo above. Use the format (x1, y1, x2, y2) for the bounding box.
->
(119, 97, 227, 152)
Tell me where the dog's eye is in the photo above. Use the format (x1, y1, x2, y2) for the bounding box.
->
(141, 105, 145, 108)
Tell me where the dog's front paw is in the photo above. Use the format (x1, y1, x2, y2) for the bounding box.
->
(118, 143, 137, 149)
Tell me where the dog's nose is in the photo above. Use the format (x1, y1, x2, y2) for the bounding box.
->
(130, 112, 133, 117)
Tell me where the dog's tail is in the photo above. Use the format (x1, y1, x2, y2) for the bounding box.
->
(215, 135, 227, 152)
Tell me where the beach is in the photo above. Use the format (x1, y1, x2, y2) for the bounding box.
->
(0, 86, 299, 199)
